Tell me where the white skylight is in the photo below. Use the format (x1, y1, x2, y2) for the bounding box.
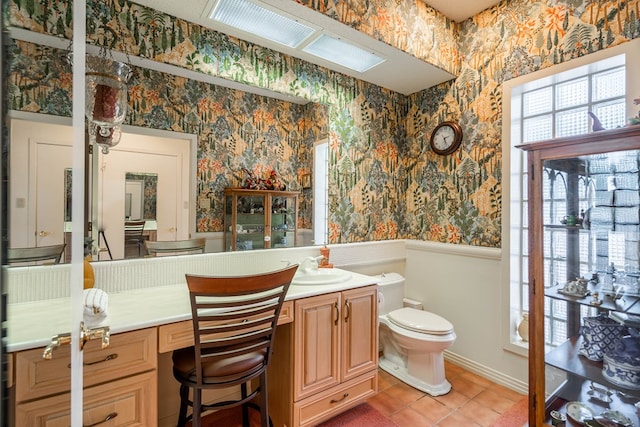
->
(209, 0, 315, 48)
(303, 33, 386, 73)
(208, 0, 386, 73)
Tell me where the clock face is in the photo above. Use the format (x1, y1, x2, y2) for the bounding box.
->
(432, 125, 456, 151)
(430, 121, 462, 155)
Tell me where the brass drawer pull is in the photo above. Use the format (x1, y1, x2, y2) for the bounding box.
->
(344, 301, 351, 322)
(330, 393, 349, 404)
(83, 412, 118, 427)
(334, 302, 339, 325)
(67, 353, 118, 368)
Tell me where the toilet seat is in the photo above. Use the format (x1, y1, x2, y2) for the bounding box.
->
(388, 307, 454, 335)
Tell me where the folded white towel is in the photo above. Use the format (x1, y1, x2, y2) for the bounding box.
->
(83, 288, 108, 317)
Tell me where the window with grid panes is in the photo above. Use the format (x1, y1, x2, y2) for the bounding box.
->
(516, 56, 626, 350)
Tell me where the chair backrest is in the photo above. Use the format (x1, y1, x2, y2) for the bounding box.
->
(144, 238, 206, 256)
(184, 264, 298, 386)
(7, 244, 66, 265)
(124, 220, 146, 240)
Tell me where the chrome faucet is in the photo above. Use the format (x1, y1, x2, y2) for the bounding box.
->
(300, 255, 325, 273)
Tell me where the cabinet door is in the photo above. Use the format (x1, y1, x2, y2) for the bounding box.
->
(224, 191, 267, 251)
(522, 128, 640, 426)
(270, 193, 297, 248)
(294, 292, 341, 401)
(341, 286, 378, 383)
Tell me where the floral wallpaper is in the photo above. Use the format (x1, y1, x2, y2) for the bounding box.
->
(401, 0, 640, 246)
(6, 0, 640, 248)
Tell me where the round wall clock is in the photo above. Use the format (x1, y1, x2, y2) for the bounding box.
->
(429, 121, 463, 155)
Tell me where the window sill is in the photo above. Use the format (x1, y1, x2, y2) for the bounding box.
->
(504, 339, 529, 358)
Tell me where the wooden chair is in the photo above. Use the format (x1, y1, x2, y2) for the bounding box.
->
(124, 220, 146, 257)
(144, 238, 206, 257)
(172, 265, 298, 427)
(7, 244, 66, 265)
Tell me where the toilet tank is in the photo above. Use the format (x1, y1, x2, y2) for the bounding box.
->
(376, 272, 405, 315)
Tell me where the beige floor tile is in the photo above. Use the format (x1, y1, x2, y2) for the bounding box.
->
(378, 369, 401, 391)
(436, 411, 482, 426)
(367, 389, 408, 416)
(365, 364, 527, 427)
(449, 375, 486, 399)
(390, 405, 436, 426)
(457, 399, 501, 426)
(460, 371, 495, 388)
(385, 381, 426, 406)
(433, 389, 470, 409)
(410, 396, 453, 424)
(444, 361, 466, 379)
(486, 383, 526, 402)
(473, 389, 517, 414)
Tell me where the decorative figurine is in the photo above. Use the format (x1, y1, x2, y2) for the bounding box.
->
(241, 168, 258, 189)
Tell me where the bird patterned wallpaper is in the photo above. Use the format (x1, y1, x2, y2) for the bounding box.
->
(6, 0, 640, 247)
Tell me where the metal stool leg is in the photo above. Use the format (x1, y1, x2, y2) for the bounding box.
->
(177, 384, 189, 427)
(241, 383, 250, 427)
(98, 230, 112, 260)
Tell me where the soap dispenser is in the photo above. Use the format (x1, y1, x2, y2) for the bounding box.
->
(319, 245, 333, 268)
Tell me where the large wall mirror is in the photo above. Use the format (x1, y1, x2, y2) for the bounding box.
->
(7, 99, 325, 263)
(5, 1, 333, 266)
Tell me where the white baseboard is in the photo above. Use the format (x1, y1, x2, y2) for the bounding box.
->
(444, 350, 528, 395)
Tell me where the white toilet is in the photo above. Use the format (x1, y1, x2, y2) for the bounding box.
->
(377, 272, 456, 396)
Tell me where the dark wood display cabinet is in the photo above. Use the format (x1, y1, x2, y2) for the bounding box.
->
(224, 188, 298, 251)
(519, 126, 640, 426)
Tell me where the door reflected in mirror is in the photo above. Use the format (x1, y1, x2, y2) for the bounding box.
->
(124, 172, 157, 221)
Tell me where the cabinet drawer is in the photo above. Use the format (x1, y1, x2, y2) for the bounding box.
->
(294, 370, 377, 427)
(158, 300, 293, 353)
(15, 328, 157, 403)
(15, 370, 157, 426)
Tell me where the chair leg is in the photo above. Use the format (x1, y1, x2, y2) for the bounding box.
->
(241, 383, 250, 427)
(259, 372, 269, 427)
(192, 388, 202, 427)
(177, 384, 189, 427)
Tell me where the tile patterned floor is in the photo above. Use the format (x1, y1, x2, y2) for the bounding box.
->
(197, 361, 527, 427)
(367, 361, 527, 427)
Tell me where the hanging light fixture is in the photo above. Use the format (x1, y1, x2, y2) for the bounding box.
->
(85, 52, 130, 154)
(85, 55, 131, 128)
(88, 121, 123, 154)
(67, 21, 132, 154)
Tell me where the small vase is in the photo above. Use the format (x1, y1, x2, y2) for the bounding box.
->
(517, 312, 529, 342)
(83, 255, 95, 289)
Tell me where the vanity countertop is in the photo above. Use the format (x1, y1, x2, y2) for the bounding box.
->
(7, 270, 378, 352)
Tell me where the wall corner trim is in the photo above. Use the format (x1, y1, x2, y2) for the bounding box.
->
(405, 240, 501, 260)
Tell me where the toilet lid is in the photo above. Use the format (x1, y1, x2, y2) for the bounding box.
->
(388, 307, 454, 335)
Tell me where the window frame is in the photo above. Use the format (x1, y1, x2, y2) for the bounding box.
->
(501, 38, 640, 357)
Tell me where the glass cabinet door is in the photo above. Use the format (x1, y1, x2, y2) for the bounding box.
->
(229, 193, 266, 251)
(270, 194, 297, 248)
(539, 148, 640, 426)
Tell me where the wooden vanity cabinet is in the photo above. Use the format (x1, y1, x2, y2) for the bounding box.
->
(269, 285, 378, 427)
(224, 188, 299, 251)
(519, 126, 640, 426)
(12, 328, 157, 426)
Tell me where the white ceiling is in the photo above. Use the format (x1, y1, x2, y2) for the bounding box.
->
(130, 0, 500, 95)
